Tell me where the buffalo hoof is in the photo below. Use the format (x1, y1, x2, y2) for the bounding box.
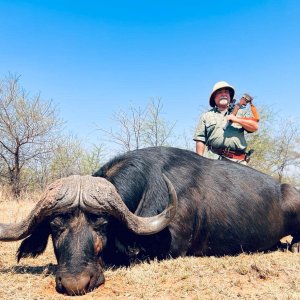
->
(291, 242, 300, 253)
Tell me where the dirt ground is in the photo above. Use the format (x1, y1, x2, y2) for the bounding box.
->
(1, 201, 300, 299)
(1, 238, 300, 300)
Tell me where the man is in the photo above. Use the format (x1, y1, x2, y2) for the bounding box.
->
(193, 81, 259, 164)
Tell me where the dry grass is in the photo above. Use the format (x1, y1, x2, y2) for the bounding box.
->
(1, 191, 300, 299)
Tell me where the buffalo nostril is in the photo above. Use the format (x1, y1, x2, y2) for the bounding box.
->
(60, 274, 92, 296)
(55, 276, 63, 292)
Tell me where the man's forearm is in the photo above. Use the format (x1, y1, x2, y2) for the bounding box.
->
(227, 115, 259, 132)
(236, 118, 258, 132)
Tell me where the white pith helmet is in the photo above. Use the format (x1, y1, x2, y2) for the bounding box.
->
(209, 81, 235, 107)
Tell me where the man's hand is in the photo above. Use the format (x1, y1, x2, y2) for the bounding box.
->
(226, 115, 239, 123)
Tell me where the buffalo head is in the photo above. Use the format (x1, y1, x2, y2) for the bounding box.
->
(0, 175, 177, 295)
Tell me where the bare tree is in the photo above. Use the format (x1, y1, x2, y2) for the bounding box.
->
(143, 98, 176, 147)
(98, 98, 176, 153)
(98, 104, 146, 152)
(0, 74, 62, 195)
(269, 119, 300, 183)
(247, 107, 300, 183)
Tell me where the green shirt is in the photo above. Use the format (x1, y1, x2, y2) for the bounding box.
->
(193, 106, 252, 159)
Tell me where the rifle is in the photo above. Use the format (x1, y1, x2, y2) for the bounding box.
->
(223, 93, 256, 131)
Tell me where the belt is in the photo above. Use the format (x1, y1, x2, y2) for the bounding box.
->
(208, 146, 246, 160)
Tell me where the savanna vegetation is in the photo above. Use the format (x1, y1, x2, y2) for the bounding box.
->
(1, 74, 300, 195)
(1, 74, 300, 299)
(1, 198, 300, 299)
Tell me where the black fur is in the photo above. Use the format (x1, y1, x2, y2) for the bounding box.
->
(94, 146, 299, 257)
(17, 220, 51, 261)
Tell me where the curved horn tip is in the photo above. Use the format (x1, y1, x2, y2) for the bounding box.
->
(128, 173, 178, 235)
(162, 173, 178, 211)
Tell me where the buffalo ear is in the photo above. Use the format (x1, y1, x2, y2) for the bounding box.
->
(17, 220, 51, 262)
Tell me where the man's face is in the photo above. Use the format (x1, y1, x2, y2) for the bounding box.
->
(214, 88, 231, 109)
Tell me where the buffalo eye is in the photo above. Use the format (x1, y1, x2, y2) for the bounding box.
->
(49, 216, 68, 236)
(93, 219, 108, 228)
(87, 214, 108, 231)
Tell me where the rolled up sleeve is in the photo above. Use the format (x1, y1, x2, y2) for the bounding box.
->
(193, 115, 206, 142)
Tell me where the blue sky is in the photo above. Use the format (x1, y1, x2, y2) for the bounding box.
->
(0, 0, 299, 148)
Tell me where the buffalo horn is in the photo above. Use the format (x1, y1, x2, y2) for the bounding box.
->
(0, 176, 79, 241)
(82, 174, 178, 235)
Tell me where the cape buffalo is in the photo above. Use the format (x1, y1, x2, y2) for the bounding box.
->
(1, 146, 300, 295)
